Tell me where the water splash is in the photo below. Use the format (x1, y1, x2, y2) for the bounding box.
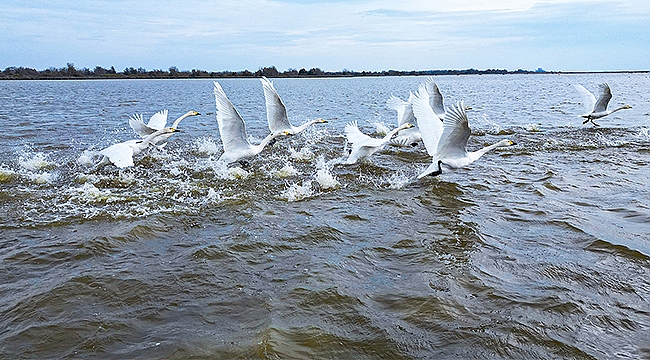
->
(272, 163, 300, 178)
(288, 146, 315, 162)
(194, 137, 220, 156)
(313, 156, 340, 190)
(281, 181, 314, 202)
(371, 122, 390, 136)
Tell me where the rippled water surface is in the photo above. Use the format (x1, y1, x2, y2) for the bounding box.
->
(1, 74, 650, 359)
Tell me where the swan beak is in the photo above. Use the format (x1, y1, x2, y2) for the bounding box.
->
(194, 111, 201, 115)
(318, 118, 328, 123)
(173, 128, 181, 133)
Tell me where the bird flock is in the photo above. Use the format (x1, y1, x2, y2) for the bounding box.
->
(97, 77, 632, 180)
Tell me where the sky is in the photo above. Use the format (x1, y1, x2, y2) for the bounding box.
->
(1, 0, 648, 73)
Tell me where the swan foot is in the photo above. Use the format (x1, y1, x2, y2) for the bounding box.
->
(238, 160, 250, 168)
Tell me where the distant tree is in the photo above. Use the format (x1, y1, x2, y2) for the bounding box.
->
(255, 66, 280, 78)
(66, 63, 78, 77)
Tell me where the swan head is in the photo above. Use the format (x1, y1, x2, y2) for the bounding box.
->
(314, 118, 327, 124)
(189, 110, 201, 116)
(401, 123, 415, 129)
(622, 104, 632, 109)
(497, 139, 515, 147)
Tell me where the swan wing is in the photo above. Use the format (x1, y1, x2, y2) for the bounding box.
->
(261, 77, 293, 134)
(425, 77, 445, 117)
(344, 121, 372, 146)
(411, 83, 443, 157)
(594, 83, 612, 113)
(129, 114, 156, 137)
(100, 142, 135, 168)
(147, 109, 168, 130)
(436, 101, 470, 160)
(213, 81, 251, 153)
(386, 94, 411, 126)
(573, 84, 596, 114)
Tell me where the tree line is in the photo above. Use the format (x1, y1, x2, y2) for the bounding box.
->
(0, 63, 552, 80)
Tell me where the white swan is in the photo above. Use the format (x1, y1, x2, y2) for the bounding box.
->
(386, 93, 422, 147)
(344, 121, 414, 164)
(574, 83, 631, 126)
(386, 77, 446, 147)
(260, 77, 327, 135)
(129, 110, 200, 145)
(416, 101, 514, 178)
(213, 81, 289, 165)
(99, 128, 177, 168)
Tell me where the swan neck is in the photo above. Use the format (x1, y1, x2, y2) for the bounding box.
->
(253, 132, 279, 154)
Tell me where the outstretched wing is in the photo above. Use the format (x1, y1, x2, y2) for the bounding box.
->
(128, 114, 156, 137)
(261, 77, 293, 134)
(425, 77, 445, 118)
(213, 81, 251, 153)
(594, 83, 612, 113)
(573, 84, 596, 115)
(99, 142, 134, 168)
(344, 121, 372, 146)
(436, 101, 470, 160)
(147, 109, 168, 130)
(411, 83, 443, 157)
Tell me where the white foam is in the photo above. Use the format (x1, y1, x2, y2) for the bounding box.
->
(76, 150, 96, 167)
(73, 183, 111, 202)
(19, 152, 54, 171)
(314, 167, 340, 189)
(372, 122, 390, 136)
(281, 181, 314, 202)
(272, 163, 300, 178)
(288, 146, 315, 162)
(194, 137, 220, 156)
(26, 171, 57, 184)
(0, 166, 17, 183)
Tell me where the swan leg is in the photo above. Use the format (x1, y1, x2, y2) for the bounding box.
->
(590, 119, 600, 126)
(238, 160, 250, 168)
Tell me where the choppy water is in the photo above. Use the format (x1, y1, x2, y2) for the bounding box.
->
(1, 74, 649, 359)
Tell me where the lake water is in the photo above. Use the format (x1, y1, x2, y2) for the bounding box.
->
(1, 74, 649, 359)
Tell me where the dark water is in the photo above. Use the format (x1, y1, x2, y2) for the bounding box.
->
(1, 75, 649, 359)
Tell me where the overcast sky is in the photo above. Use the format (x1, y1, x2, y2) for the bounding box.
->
(1, 0, 648, 72)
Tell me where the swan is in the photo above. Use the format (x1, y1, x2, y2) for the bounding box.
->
(574, 83, 631, 126)
(99, 128, 177, 168)
(344, 121, 414, 164)
(129, 109, 168, 137)
(386, 93, 422, 147)
(130, 110, 200, 145)
(416, 101, 515, 178)
(260, 77, 327, 135)
(213, 81, 289, 165)
(386, 77, 445, 147)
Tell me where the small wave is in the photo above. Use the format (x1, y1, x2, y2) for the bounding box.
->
(0, 165, 18, 183)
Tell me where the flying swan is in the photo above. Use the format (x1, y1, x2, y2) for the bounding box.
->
(260, 76, 327, 136)
(344, 121, 414, 164)
(213, 81, 289, 165)
(386, 77, 445, 147)
(415, 100, 515, 178)
(99, 127, 178, 168)
(129, 109, 200, 145)
(574, 83, 631, 126)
